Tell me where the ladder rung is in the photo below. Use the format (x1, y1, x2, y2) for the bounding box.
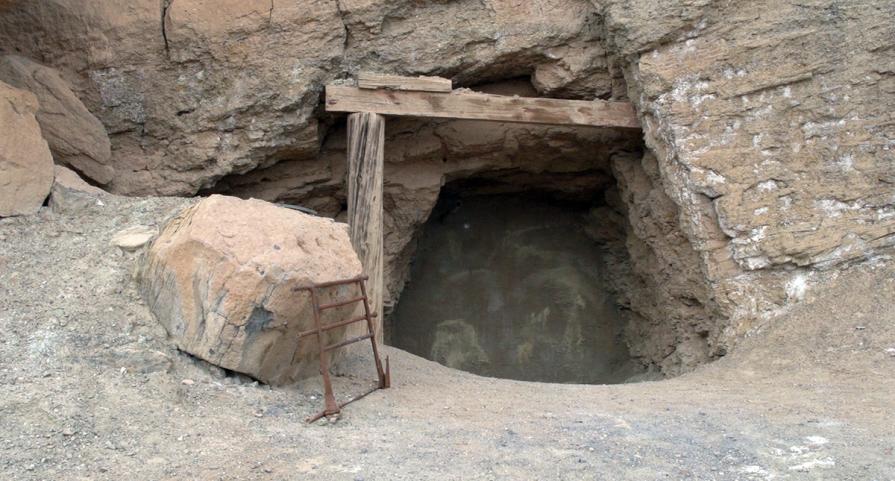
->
(324, 333, 372, 352)
(297, 314, 372, 338)
(318, 296, 365, 310)
(294, 275, 369, 290)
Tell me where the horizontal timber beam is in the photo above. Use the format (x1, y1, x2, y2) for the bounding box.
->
(325, 85, 640, 128)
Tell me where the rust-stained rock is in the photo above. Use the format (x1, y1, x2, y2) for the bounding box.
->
(139, 195, 364, 385)
(0, 55, 113, 185)
(0, 81, 53, 217)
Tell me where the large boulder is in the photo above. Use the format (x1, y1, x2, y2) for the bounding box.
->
(140, 195, 365, 385)
(0, 80, 53, 217)
(0, 55, 114, 185)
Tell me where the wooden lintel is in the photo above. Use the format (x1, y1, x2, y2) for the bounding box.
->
(357, 73, 452, 92)
(326, 85, 640, 128)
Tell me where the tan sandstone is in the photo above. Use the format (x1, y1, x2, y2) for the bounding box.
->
(139, 195, 365, 385)
(0, 55, 114, 185)
(0, 80, 53, 217)
(3, 0, 893, 375)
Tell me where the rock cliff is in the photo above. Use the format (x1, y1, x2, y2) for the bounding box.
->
(2, 0, 892, 374)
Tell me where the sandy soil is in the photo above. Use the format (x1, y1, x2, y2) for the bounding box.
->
(1, 195, 894, 480)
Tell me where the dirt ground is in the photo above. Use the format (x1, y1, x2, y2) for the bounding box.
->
(1, 195, 894, 480)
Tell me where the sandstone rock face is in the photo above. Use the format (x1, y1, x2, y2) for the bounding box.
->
(0, 55, 113, 185)
(139, 195, 364, 385)
(600, 0, 895, 340)
(0, 0, 622, 195)
(4, 0, 894, 375)
(608, 152, 721, 373)
(0, 81, 54, 217)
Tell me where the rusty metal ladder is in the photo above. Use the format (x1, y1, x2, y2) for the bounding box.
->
(294, 275, 390, 423)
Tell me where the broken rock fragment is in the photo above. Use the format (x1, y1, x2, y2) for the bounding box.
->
(139, 195, 364, 385)
(50, 165, 107, 213)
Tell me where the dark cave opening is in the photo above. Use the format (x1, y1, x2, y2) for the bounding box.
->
(389, 179, 646, 384)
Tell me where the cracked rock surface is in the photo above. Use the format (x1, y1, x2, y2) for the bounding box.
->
(1, 0, 893, 375)
(139, 195, 365, 385)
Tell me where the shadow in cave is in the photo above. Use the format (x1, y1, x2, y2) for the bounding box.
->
(390, 183, 645, 385)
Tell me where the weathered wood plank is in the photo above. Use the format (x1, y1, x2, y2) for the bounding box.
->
(346, 112, 385, 343)
(326, 85, 640, 128)
(357, 73, 452, 92)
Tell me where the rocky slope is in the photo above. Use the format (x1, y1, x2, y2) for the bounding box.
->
(1, 195, 894, 479)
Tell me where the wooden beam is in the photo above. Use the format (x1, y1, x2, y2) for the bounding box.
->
(357, 73, 452, 92)
(326, 85, 640, 128)
(346, 112, 385, 343)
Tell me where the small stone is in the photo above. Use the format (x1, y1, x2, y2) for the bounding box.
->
(110, 225, 156, 252)
(181, 379, 194, 385)
(62, 428, 75, 436)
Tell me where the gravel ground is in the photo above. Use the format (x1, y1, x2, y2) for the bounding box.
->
(1, 194, 894, 480)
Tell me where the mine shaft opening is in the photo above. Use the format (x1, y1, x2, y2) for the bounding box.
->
(210, 78, 717, 383)
(389, 165, 650, 385)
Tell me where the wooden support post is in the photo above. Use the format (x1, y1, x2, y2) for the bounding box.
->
(346, 112, 385, 343)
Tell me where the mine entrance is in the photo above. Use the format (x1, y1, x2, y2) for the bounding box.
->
(325, 74, 639, 344)
(391, 182, 644, 384)
(325, 74, 648, 383)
